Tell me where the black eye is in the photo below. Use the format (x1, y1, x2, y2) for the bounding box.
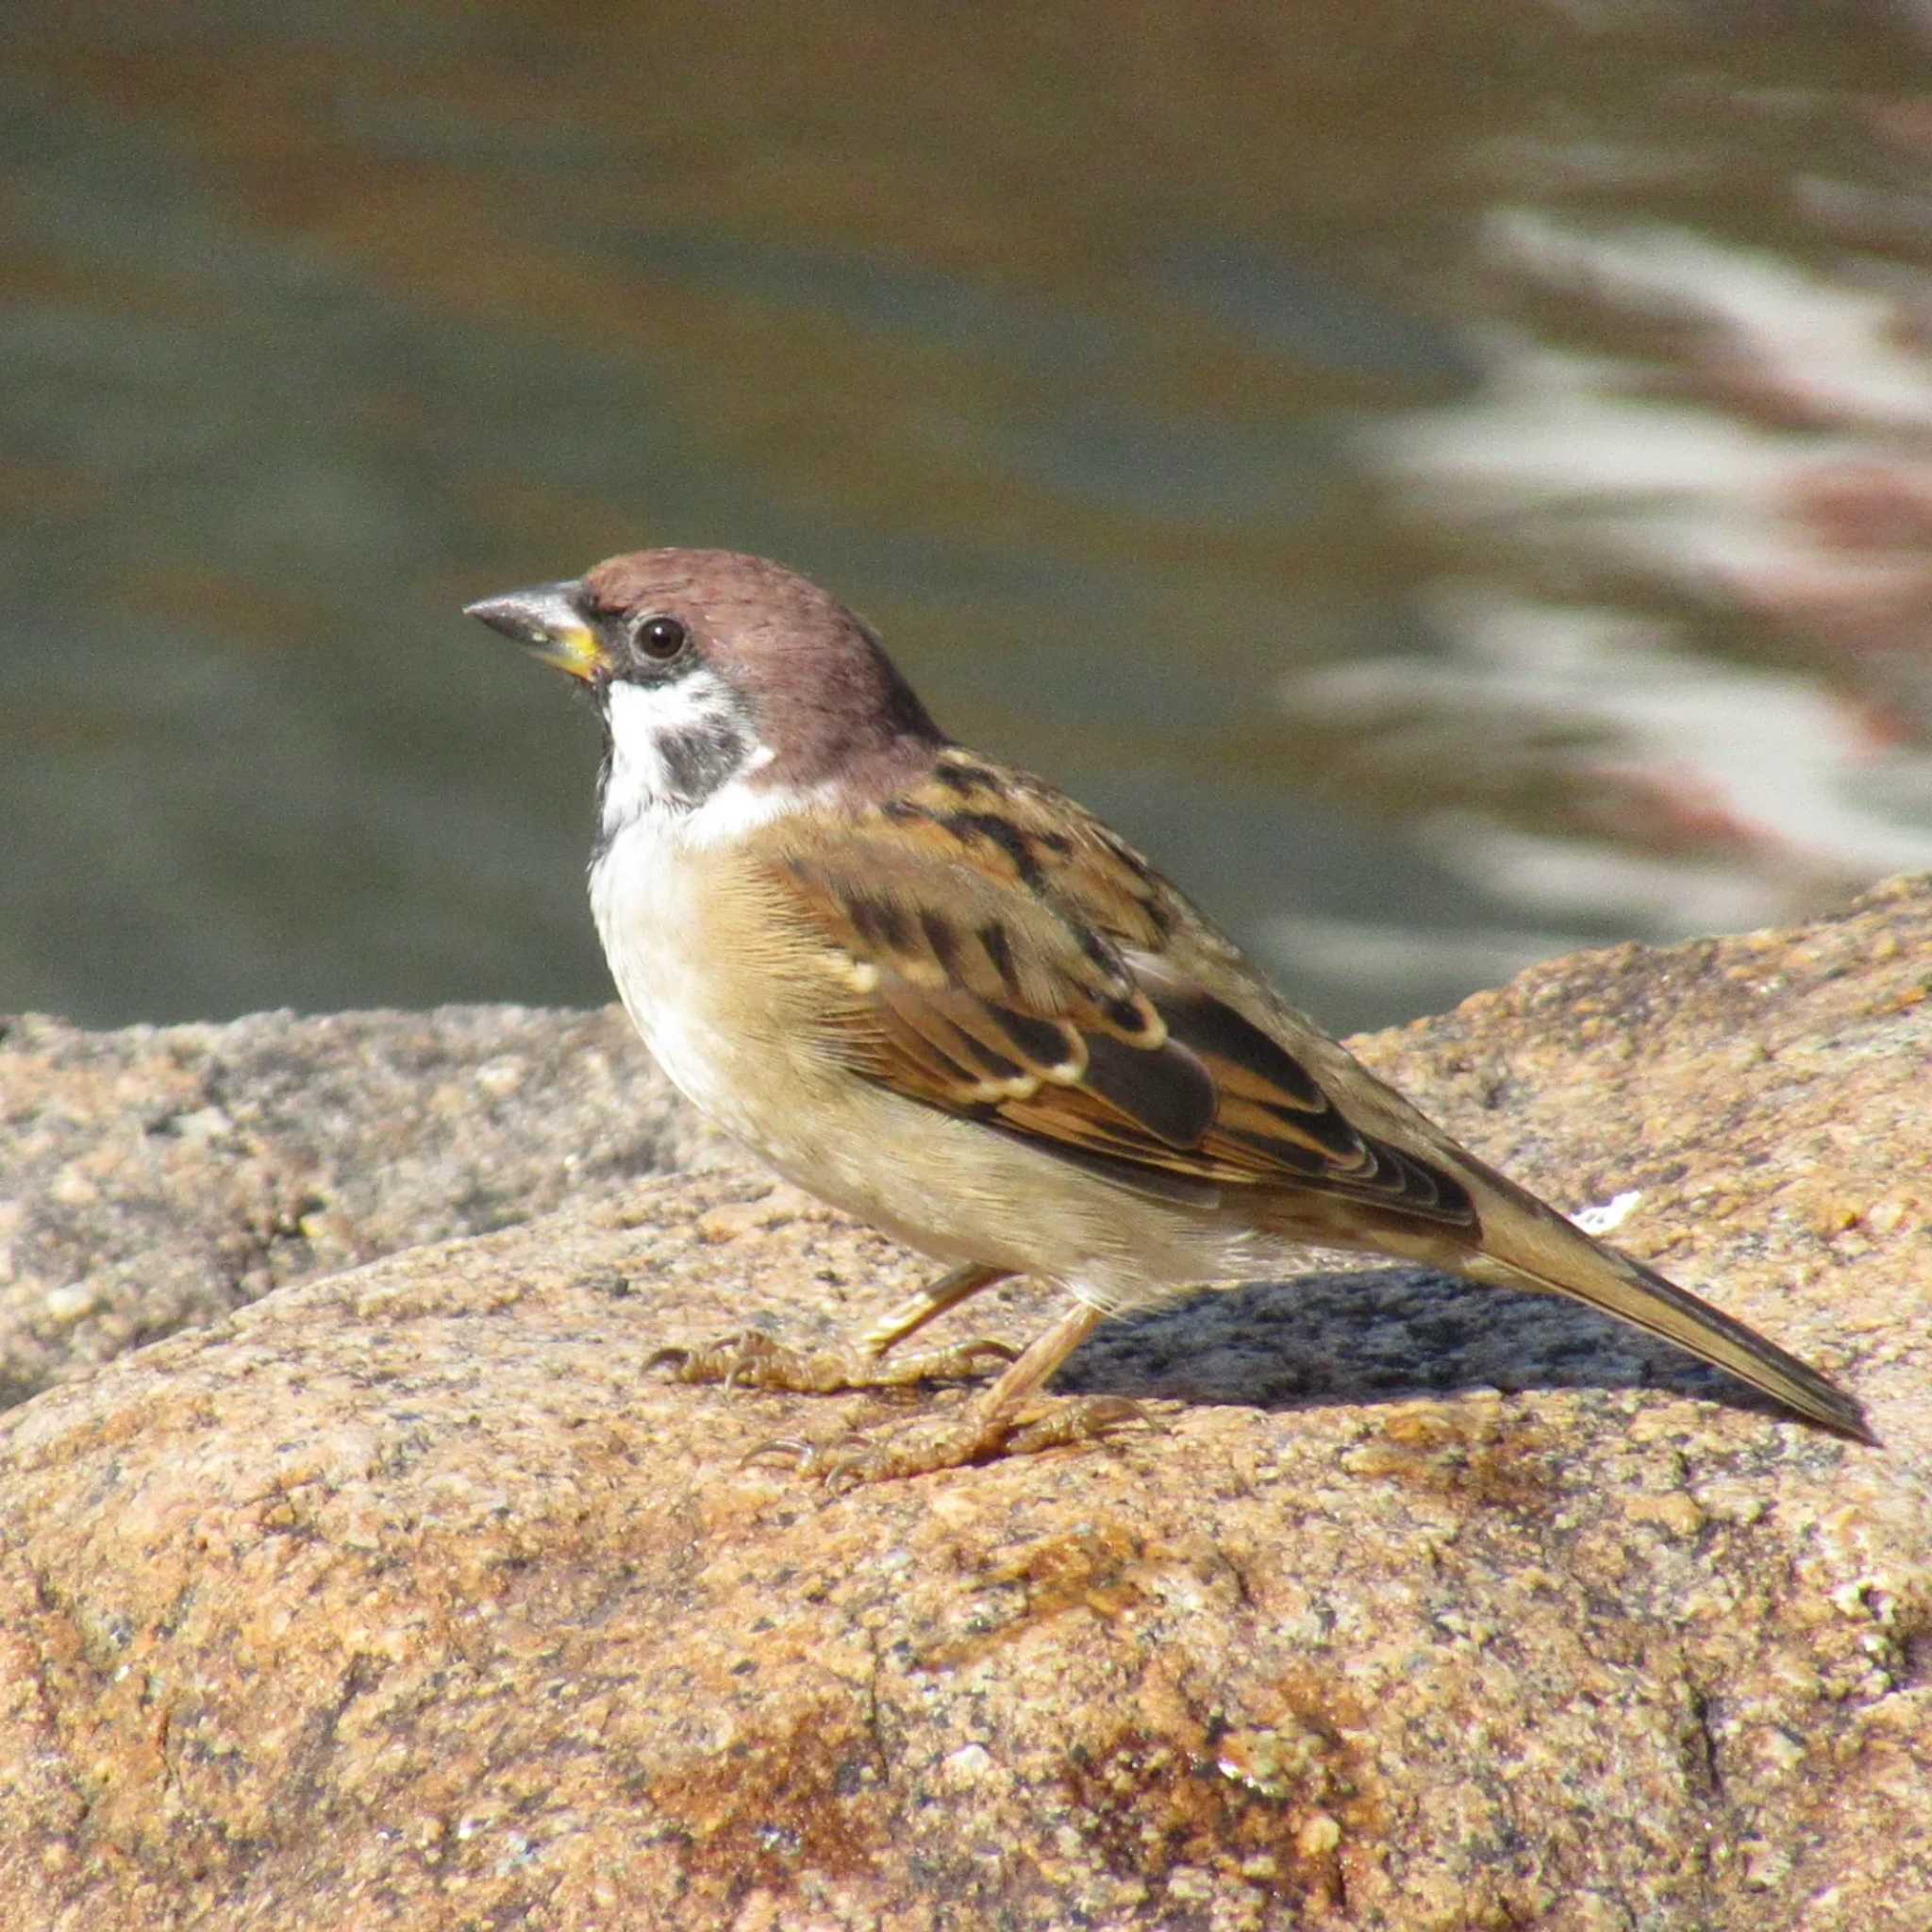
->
(636, 615, 689, 661)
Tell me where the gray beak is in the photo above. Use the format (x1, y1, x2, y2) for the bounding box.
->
(464, 580, 608, 682)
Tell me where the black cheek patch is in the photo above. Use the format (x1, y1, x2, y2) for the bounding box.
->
(658, 724, 749, 804)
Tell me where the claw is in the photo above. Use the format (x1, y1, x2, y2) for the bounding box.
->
(927, 1338, 1022, 1371)
(646, 1328, 1017, 1395)
(649, 1297, 1128, 1484)
(738, 1433, 887, 1492)
(753, 1394, 1151, 1488)
(1005, 1395, 1156, 1456)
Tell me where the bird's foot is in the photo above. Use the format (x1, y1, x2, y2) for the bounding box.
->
(647, 1328, 1017, 1395)
(749, 1392, 1152, 1489)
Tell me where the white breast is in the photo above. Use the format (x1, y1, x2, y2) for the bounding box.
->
(589, 807, 725, 1115)
(588, 682, 819, 1133)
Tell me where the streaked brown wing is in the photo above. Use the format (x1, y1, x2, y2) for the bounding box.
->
(758, 752, 1475, 1229)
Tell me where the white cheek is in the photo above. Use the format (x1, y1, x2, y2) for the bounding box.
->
(601, 675, 730, 832)
(599, 675, 827, 849)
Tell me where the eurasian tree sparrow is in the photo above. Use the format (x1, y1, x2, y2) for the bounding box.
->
(468, 549, 1872, 1481)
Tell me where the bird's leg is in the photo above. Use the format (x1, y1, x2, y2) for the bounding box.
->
(772, 1298, 1148, 1486)
(857, 1262, 1015, 1358)
(649, 1262, 1020, 1393)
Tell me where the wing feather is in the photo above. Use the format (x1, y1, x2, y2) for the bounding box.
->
(761, 754, 1475, 1229)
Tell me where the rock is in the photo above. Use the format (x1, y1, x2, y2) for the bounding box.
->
(0, 880, 1927, 1930)
(0, 1005, 724, 1410)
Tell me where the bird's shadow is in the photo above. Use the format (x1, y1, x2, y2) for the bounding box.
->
(1051, 1264, 1808, 1432)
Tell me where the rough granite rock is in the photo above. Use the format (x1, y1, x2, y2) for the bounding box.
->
(0, 1005, 724, 1409)
(0, 879, 1927, 1931)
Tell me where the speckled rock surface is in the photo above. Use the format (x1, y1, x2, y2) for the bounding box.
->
(0, 880, 1927, 1930)
(0, 1005, 723, 1409)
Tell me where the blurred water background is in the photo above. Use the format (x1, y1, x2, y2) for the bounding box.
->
(6, 1, 1932, 1036)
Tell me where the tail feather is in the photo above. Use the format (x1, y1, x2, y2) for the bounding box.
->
(1465, 1189, 1874, 1444)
